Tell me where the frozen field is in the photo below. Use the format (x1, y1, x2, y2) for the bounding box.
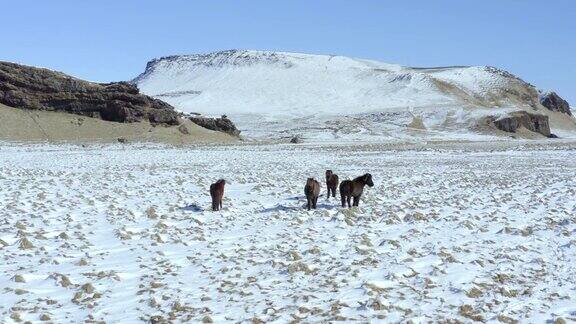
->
(1, 141, 575, 322)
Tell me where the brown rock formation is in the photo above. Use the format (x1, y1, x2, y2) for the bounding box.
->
(0, 61, 180, 125)
(189, 115, 240, 137)
(487, 111, 551, 137)
(539, 92, 572, 116)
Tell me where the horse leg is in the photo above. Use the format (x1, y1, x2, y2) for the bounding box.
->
(341, 194, 346, 207)
(313, 196, 318, 209)
(332, 187, 336, 198)
(353, 196, 359, 207)
(307, 197, 311, 211)
(347, 196, 351, 208)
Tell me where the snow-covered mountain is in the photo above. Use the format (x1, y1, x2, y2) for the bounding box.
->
(134, 50, 575, 141)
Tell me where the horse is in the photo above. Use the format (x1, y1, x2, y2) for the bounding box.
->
(304, 178, 321, 211)
(209, 179, 226, 211)
(325, 170, 339, 199)
(339, 173, 374, 208)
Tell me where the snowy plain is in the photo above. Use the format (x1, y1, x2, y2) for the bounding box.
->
(1, 140, 575, 323)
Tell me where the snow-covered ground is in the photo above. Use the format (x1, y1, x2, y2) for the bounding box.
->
(1, 141, 575, 322)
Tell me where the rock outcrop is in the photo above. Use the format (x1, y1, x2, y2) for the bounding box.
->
(539, 92, 572, 116)
(188, 115, 241, 137)
(487, 111, 551, 137)
(289, 135, 303, 144)
(0, 61, 180, 125)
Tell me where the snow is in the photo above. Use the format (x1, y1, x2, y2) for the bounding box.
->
(133, 50, 551, 140)
(1, 141, 575, 322)
(430, 66, 508, 96)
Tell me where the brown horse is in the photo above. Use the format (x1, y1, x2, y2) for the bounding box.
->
(339, 173, 374, 208)
(209, 179, 226, 211)
(304, 178, 321, 211)
(325, 170, 339, 199)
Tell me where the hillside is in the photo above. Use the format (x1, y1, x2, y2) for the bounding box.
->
(0, 61, 181, 125)
(134, 50, 575, 141)
(0, 103, 234, 144)
(0, 61, 237, 143)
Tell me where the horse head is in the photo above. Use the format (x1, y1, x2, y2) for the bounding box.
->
(363, 173, 374, 187)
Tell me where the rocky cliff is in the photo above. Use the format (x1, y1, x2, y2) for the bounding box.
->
(0, 61, 180, 125)
(188, 115, 241, 137)
(487, 111, 552, 137)
(540, 92, 572, 116)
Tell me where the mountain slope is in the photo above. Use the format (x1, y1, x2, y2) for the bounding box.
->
(134, 50, 575, 141)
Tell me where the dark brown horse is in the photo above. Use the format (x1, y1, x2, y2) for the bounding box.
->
(304, 178, 320, 210)
(339, 173, 374, 208)
(209, 179, 226, 211)
(325, 170, 339, 199)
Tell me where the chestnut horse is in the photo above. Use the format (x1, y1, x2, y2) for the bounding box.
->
(209, 179, 226, 211)
(339, 173, 374, 208)
(325, 170, 339, 199)
(304, 178, 320, 210)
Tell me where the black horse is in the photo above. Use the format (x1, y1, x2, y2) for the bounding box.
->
(339, 173, 374, 208)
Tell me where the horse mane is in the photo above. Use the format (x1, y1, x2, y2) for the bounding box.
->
(353, 173, 370, 183)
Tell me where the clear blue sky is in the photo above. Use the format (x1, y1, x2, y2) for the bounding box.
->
(2, 0, 574, 104)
